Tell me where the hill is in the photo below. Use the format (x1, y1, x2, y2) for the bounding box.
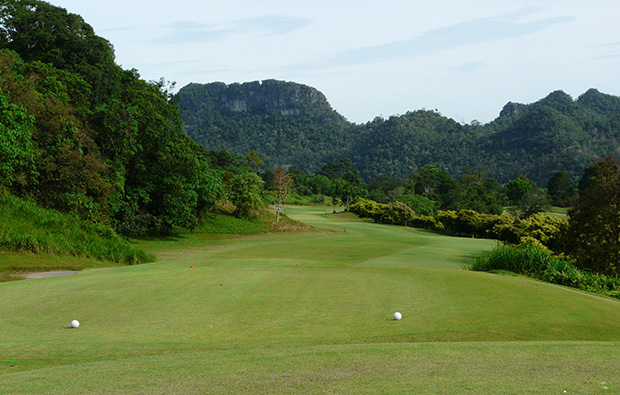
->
(176, 80, 354, 174)
(178, 82, 620, 185)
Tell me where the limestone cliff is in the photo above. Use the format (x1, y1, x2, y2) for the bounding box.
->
(178, 80, 335, 117)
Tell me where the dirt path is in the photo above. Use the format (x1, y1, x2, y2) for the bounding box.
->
(18, 271, 79, 279)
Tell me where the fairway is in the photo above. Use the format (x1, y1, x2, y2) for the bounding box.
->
(1, 207, 619, 394)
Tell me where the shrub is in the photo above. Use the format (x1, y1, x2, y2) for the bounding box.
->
(436, 210, 503, 238)
(410, 215, 444, 231)
(470, 243, 620, 299)
(376, 201, 416, 225)
(493, 212, 566, 248)
(349, 198, 384, 220)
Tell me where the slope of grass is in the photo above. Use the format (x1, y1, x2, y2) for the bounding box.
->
(0, 193, 154, 270)
(1, 206, 619, 394)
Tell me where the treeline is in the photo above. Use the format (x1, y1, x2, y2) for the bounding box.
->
(285, 159, 574, 217)
(178, 82, 620, 186)
(0, 1, 263, 237)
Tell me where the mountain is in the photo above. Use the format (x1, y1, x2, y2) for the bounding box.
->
(477, 89, 620, 183)
(177, 82, 620, 185)
(176, 80, 353, 174)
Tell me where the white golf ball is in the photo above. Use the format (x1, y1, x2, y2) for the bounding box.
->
(393, 312, 402, 320)
(70, 320, 80, 328)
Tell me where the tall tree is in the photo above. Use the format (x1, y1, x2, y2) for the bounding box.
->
(0, 2, 227, 234)
(505, 177, 533, 205)
(0, 0, 121, 102)
(408, 165, 456, 201)
(564, 157, 620, 276)
(546, 171, 576, 207)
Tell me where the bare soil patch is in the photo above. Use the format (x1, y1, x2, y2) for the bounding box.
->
(16, 271, 79, 280)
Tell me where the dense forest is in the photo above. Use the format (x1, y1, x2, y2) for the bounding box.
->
(0, 0, 259, 236)
(178, 82, 620, 185)
(177, 80, 354, 175)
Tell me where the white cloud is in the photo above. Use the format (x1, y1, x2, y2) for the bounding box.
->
(154, 15, 312, 45)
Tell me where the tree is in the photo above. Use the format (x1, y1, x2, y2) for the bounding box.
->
(564, 157, 620, 276)
(449, 169, 504, 214)
(272, 166, 294, 222)
(408, 165, 457, 201)
(0, 88, 35, 189)
(318, 159, 367, 210)
(307, 174, 331, 196)
(546, 171, 576, 207)
(516, 187, 550, 218)
(245, 150, 265, 170)
(0, 0, 121, 103)
(397, 194, 435, 216)
(505, 178, 533, 205)
(227, 172, 264, 216)
(367, 174, 404, 203)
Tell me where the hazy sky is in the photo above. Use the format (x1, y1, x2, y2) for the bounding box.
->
(49, 1, 620, 124)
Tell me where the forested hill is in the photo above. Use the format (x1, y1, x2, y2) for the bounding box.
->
(177, 81, 353, 174)
(178, 82, 620, 185)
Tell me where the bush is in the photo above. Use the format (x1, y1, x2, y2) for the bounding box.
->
(349, 198, 384, 221)
(410, 215, 444, 231)
(436, 210, 503, 238)
(376, 201, 416, 225)
(493, 212, 566, 248)
(470, 243, 620, 299)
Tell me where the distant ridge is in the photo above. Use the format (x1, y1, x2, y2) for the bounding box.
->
(177, 82, 620, 185)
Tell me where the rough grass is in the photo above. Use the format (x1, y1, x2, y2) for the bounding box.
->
(0, 193, 154, 269)
(1, 206, 619, 394)
(470, 243, 620, 299)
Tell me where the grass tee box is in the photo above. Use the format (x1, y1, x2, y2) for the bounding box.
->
(1, 206, 619, 394)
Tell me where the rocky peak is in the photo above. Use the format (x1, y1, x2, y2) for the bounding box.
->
(182, 79, 333, 117)
(499, 102, 522, 117)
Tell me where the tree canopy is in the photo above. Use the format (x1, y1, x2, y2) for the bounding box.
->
(563, 157, 620, 276)
(0, 1, 260, 235)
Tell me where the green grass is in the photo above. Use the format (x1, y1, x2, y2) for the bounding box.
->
(198, 212, 268, 234)
(0, 252, 125, 281)
(0, 193, 154, 268)
(1, 206, 619, 394)
(548, 206, 569, 218)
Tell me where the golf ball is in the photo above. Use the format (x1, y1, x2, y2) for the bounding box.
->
(393, 312, 402, 320)
(70, 320, 80, 328)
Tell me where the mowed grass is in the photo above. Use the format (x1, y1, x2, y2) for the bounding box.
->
(1, 206, 620, 394)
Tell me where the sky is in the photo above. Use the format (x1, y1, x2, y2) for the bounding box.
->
(49, 0, 620, 124)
